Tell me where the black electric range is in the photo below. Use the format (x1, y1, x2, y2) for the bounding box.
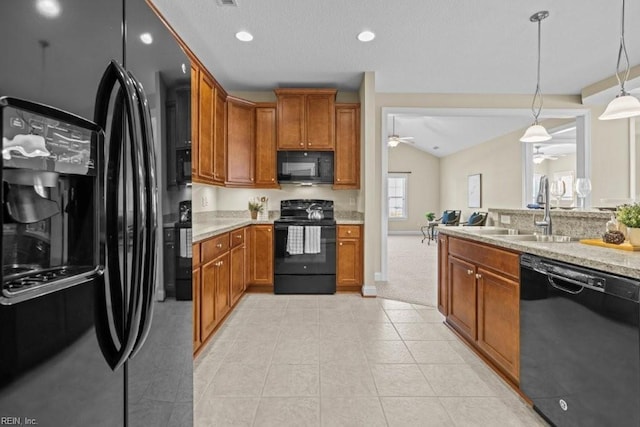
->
(273, 200, 336, 294)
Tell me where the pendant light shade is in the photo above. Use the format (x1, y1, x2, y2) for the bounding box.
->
(599, 94, 640, 120)
(599, 0, 640, 120)
(521, 124, 552, 143)
(520, 11, 551, 143)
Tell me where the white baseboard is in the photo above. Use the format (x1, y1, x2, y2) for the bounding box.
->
(388, 231, 422, 236)
(374, 272, 383, 281)
(361, 283, 377, 297)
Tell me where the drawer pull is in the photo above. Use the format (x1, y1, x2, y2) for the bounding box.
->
(236, 235, 242, 239)
(347, 230, 352, 234)
(467, 269, 473, 275)
(216, 243, 223, 248)
(475, 273, 482, 279)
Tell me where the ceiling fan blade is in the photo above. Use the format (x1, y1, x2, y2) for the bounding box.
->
(399, 136, 414, 140)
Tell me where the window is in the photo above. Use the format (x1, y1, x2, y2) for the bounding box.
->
(388, 173, 408, 219)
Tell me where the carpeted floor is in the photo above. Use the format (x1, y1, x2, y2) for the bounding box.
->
(376, 234, 438, 307)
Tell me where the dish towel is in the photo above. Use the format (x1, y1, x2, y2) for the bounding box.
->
(286, 226, 304, 255)
(304, 226, 321, 254)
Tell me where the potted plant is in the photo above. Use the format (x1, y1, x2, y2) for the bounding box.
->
(425, 212, 436, 222)
(248, 198, 264, 220)
(617, 203, 640, 244)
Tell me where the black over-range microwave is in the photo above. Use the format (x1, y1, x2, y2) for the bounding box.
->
(277, 151, 334, 184)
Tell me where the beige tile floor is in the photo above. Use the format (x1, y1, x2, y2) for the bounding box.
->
(194, 294, 549, 427)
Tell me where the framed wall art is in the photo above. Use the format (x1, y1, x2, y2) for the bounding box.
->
(468, 173, 482, 208)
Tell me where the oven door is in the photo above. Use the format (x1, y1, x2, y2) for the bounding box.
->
(274, 223, 336, 275)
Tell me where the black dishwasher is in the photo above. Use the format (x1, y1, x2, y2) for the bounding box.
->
(520, 253, 640, 427)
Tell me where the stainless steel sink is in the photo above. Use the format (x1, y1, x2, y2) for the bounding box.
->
(495, 234, 575, 243)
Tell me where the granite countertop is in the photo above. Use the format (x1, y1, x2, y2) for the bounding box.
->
(438, 226, 640, 280)
(192, 211, 364, 242)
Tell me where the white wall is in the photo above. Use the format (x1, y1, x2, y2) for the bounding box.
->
(387, 144, 439, 231)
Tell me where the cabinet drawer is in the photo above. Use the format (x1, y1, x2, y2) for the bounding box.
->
(192, 243, 201, 267)
(230, 228, 245, 248)
(201, 233, 230, 262)
(338, 225, 361, 239)
(448, 237, 519, 280)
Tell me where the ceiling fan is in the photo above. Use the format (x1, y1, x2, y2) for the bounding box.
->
(532, 145, 559, 164)
(388, 116, 415, 147)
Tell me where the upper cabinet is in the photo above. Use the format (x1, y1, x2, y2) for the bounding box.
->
(334, 104, 360, 189)
(226, 96, 255, 186)
(275, 89, 336, 150)
(192, 63, 226, 186)
(254, 103, 278, 187)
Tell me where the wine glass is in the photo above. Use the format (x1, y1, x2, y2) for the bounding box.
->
(549, 180, 566, 208)
(575, 178, 592, 210)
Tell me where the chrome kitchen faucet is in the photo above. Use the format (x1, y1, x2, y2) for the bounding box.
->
(534, 175, 552, 235)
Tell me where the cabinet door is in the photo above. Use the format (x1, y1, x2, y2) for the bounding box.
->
(226, 97, 255, 185)
(190, 65, 199, 179)
(175, 87, 191, 149)
(255, 106, 278, 187)
(334, 104, 360, 188)
(214, 253, 230, 321)
(201, 259, 216, 340)
(276, 94, 305, 150)
(213, 87, 226, 183)
(198, 72, 214, 181)
(250, 225, 273, 286)
(437, 234, 448, 315)
(477, 267, 520, 382)
(165, 101, 177, 187)
(337, 238, 361, 287)
(193, 267, 201, 352)
(305, 93, 335, 150)
(230, 244, 245, 306)
(447, 255, 477, 342)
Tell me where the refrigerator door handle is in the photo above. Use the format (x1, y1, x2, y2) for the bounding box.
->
(93, 60, 146, 370)
(127, 70, 158, 358)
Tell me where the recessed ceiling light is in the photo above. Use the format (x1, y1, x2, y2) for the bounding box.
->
(357, 31, 375, 42)
(36, 0, 61, 18)
(140, 33, 153, 44)
(235, 31, 254, 42)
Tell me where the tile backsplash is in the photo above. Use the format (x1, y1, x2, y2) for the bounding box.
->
(489, 208, 612, 239)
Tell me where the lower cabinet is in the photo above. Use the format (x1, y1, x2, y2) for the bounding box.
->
(248, 225, 273, 289)
(193, 225, 271, 355)
(443, 236, 520, 383)
(337, 225, 363, 290)
(437, 234, 448, 315)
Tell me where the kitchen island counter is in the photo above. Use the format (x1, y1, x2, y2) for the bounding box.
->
(438, 226, 640, 280)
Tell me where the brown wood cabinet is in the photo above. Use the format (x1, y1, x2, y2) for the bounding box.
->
(213, 252, 230, 322)
(197, 70, 214, 181)
(254, 104, 278, 187)
(275, 89, 336, 150)
(191, 64, 226, 186)
(200, 256, 217, 340)
(437, 233, 448, 315)
(442, 236, 520, 383)
(248, 225, 273, 289)
(337, 225, 363, 291)
(334, 104, 360, 189)
(192, 252, 201, 352)
(229, 228, 246, 306)
(226, 96, 255, 186)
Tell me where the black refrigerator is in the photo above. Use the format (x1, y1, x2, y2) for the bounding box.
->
(0, 1, 192, 426)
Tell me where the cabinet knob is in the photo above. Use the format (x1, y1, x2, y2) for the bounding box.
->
(475, 273, 482, 279)
(268, 228, 271, 232)
(236, 235, 242, 239)
(347, 230, 351, 234)
(299, 142, 304, 146)
(339, 242, 343, 246)
(216, 243, 223, 248)
(308, 143, 312, 146)
(467, 269, 473, 275)
(271, 178, 275, 182)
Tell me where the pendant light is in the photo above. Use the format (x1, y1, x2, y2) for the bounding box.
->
(599, 0, 640, 120)
(388, 116, 400, 147)
(520, 11, 552, 143)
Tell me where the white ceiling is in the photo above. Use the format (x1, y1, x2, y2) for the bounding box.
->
(148, 0, 638, 157)
(150, 0, 640, 95)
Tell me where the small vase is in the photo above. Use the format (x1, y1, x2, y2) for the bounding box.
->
(250, 211, 258, 220)
(618, 223, 628, 240)
(628, 227, 640, 246)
